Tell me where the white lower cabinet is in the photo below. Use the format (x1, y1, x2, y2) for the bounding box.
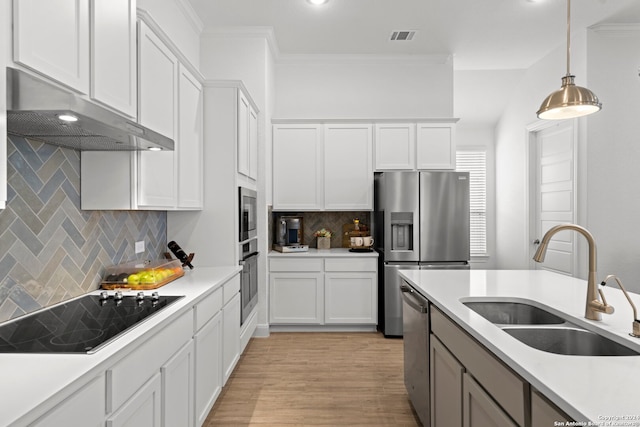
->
(270, 272, 325, 324)
(194, 311, 222, 426)
(162, 340, 195, 427)
(32, 374, 105, 427)
(107, 312, 192, 414)
(222, 291, 241, 385)
(324, 272, 376, 324)
(107, 373, 162, 427)
(19, 273, 246, 427)
(269, 255, 377, 326)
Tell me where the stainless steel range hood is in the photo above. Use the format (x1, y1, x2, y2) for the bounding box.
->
(6, 68, 174, 151)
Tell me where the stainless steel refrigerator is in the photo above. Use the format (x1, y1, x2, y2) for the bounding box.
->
(374, 171, 470, 337)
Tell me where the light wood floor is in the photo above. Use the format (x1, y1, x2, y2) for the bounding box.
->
(204, 332, 421, 426)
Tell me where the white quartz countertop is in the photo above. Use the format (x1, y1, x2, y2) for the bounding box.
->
(399, 269, 640, 424)
(0, 266, 241, 427)
(268, 248, 378, 257)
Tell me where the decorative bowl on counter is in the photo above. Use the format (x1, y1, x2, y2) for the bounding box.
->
(101, 259, 184, 290)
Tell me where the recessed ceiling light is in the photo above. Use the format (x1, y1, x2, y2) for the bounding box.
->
(148, 147, 163, 151)
(307, 0, 329, 5)
(58, 114, 78, 122)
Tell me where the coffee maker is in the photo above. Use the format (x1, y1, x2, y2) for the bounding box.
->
(274, 216, 309, 252)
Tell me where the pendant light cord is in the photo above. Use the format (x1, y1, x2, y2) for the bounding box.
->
(566, 0, 571, 76)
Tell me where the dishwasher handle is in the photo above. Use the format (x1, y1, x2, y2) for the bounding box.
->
(400, 283, 429, 314)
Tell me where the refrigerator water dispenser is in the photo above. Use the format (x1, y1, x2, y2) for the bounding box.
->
(390, 212, 413, 251)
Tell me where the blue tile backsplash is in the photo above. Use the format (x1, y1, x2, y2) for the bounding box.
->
(0, 136, 167, 322)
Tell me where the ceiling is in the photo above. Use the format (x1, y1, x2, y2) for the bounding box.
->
(188, 0, 640, 125)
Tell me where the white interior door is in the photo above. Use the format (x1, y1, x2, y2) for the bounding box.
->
(531, 121, 576, 275)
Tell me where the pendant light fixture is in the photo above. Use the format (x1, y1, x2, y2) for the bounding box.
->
(536, 0, 601, 120)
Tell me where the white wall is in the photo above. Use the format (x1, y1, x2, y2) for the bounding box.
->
(275, 55, 453, 118)
(495, 32, 588, 270)
(585, 26, 640, 291)
(200, 35, 271, 108)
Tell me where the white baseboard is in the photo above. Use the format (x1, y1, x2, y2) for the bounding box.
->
(253, 323, 271, 338)
(268, 325, 377, 333)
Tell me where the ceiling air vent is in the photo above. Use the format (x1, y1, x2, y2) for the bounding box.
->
(390, 30, 416, 41)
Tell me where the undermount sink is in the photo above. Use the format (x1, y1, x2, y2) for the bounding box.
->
(463, 301, 565, 325)
(462, 298, 640, 356)
(503, 327, 640, 357)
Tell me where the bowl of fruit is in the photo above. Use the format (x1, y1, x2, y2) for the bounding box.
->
(101, 259, 184, 290)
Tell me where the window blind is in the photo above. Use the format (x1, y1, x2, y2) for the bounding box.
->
(456, 150, 487, 256)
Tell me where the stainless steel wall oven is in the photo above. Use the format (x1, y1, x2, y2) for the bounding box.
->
(239, 187, 259, 325)
(239, 238, 258, 325)
(239, 187, 257, 241)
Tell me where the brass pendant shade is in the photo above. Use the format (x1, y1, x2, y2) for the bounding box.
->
(537, 75, 601, 120)
(536, 0, 602, 120)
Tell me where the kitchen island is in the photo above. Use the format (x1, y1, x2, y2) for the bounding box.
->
(399, 269, 640, 424)
(0, 266, 242, 427)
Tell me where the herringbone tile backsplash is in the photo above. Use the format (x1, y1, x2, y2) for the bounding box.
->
(0, 136, 166, 322)
(273, 211, 371, 248)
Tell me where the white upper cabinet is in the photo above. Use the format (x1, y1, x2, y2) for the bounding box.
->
(273, 124, 324, 210)
(375, 121, 457, 171)
(80, 18, 203, 211)
(137, 19, 179, 208)
(374, 123, 415, 170)
(13, 0, 137, 118)
(13, 0, 90, 93)
(416, 123, 456, 170)
(137, 20, 178, 140)
(249, 107, 259, 180)
(176, 65, 203, 209)
(91, 0, 137, 117)
(237, 93, 259, 181)
(273, 123, 373, 211)
(323, 124, 373, 210)
(237, 92, 250, 177)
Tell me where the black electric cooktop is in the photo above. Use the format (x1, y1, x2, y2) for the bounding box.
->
(0, 293, 183, 354)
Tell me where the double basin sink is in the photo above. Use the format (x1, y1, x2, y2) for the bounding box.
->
(462, 300, 640, 356)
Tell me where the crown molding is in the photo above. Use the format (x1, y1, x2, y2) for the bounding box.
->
(202, 26, 281, 58)
(174, 0, 204, 34)
(271, 118, 459, 124)
(590, 23, 640, 37)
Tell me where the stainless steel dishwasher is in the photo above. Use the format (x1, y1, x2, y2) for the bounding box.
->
(400, 280, 430, 427)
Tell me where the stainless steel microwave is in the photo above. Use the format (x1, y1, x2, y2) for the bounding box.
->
(239, 187, 257, 242)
